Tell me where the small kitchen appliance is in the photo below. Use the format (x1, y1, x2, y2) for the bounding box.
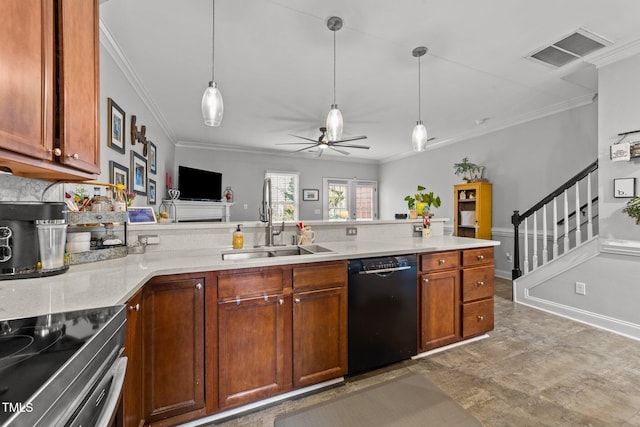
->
(0, 202, 68, 280)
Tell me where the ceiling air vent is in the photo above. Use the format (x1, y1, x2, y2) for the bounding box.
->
(527, 28, 612, 68)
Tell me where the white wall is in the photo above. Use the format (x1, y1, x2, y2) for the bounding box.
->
(380, 102, 598, 228)
(174, 147, 379, 222)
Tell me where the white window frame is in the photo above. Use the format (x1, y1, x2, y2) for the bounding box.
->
(265, 171, 299, 222)
(322, 178, 378, 221)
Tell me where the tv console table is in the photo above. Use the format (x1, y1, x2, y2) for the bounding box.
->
(160, 200, 234, 222)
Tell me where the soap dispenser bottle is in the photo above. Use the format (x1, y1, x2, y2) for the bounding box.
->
(233, 224, 244, 249)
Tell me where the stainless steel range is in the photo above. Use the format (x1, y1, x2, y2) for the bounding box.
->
(0, 305, 126, 427)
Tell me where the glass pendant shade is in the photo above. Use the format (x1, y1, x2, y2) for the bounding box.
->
(326, 104, 343, 141)
(202, 81, 223, 127)
(412, 120, 428, 152)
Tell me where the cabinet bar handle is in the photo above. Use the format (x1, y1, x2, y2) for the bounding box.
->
(128, 303, 140, 312)
(477, 315, 484, 321)
(294, 298, 301, 304)
(477, 255, 485, 260)
(195, 283, 202, 290)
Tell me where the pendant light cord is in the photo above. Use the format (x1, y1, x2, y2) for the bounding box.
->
(211, 0, 216, 82)
(417, 55, 421, 121)
(333, 29, 337, 105)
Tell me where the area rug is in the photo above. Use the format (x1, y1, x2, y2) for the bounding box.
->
(274, 373, 482, 427)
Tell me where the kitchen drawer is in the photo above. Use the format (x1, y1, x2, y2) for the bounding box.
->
(461, 265, 494, 302)
(420, 250, 459, 272)
(462, 298, 494, 337)
(293, 260, 347, 291)
(218, 267, 284, 300)
(462, 247, 494, 267)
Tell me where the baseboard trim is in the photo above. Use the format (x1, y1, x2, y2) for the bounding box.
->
(412, 334, 490, 359)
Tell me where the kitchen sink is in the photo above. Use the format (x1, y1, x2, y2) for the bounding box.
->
(221, 244, 333, 261)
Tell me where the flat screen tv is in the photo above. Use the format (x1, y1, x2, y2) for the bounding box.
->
(178, 166, 222, 201)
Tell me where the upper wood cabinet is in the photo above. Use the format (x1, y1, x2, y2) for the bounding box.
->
(454, 182, 492, 239)
(0, 0, 100, 181)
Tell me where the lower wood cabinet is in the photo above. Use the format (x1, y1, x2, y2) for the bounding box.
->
(419, 269, 461, 351)
(123, 289, 144, 427)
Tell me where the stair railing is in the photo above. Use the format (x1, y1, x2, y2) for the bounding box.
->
(511, 160, 598, 279)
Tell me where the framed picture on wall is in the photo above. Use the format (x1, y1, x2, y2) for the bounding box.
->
(109, 161, 129, 189)
(107, 98, 125, 154)
(148, 141, 157, 174)
(614, 178, 635, 198)
(131, 151, 147, 195)
(148, 178, 157, 205)
(303, 189, 319, 201)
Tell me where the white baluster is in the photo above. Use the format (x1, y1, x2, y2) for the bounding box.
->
(575, 181, 581, 245)
(532, 211, 538, 270)
(587, 172, 593, 240)
(542, 204, 548, 264)
(563, 190, 569, 253)
(523, 218, 529, 274)
(553, 198, 559, 259)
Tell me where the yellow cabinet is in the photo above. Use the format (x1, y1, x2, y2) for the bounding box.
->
(454, 182, 492, 240)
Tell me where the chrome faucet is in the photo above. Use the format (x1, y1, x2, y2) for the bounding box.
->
(259, 177, 284, 246)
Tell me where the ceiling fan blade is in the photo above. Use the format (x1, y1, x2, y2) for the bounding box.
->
(331, 143, 370, 149)
(334, 135, 367, 143)
(329, 146, 351, 155)
(291, 145, 318, 153)
(276, 142, 318, 146)
(288, 134, 319, 143)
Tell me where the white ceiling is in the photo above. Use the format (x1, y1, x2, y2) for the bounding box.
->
(99, 0, 640, 162)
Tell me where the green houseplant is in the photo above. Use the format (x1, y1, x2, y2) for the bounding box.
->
(404, 194, 417, 218)
(411, 185, 441, 216)
(623, 196, 640, 224)
(453, 157, 478, 182)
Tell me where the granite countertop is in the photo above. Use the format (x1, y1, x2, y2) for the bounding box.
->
(0, 236, 499, 321)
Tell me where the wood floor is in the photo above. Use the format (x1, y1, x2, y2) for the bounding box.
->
(209, 277, 640, 426)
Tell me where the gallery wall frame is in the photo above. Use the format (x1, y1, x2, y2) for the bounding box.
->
(303, 189, 319, 201)
(109, 160, 129, 189)
(131, 151, 147, 195)
(614, 177, 636, 198)
(148, 178, 157, 205)
(107, 98, 125, 154)
(149, 141, 157, 174)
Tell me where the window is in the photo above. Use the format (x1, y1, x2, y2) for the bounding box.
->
(265, 171, 299, 222)
(323, 178, 377, 220)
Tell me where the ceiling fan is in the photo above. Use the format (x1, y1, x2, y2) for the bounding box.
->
(278, 127, 369, 156)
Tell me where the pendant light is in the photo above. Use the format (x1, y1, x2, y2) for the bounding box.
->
(202, 0, 223, 127)
(326, 16, 344, 142)
(412, 46, 428, 152)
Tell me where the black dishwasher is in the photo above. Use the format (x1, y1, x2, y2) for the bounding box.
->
(348, 255, 417, 375)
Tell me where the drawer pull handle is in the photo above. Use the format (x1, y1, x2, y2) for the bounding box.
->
(423, 277, 429, 283)
(128, 303, 140, 312)
(477, 255, 485, 260)
(477, 315, 484, 321)
(438, 259, 446, 265)
(195, 283, 202, 290)
(294, 298, 301, 304)
(264, 294, 268, 301)
(48, 148, 62, 157)
(67, 153, 80, 160)
(476, 281, 484, 287)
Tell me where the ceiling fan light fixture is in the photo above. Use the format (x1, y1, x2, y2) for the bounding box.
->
(202, 0, 223, 127)
(412, 120, 428, 152)
(202, 81, 223, 126)
(326, 104, 343, 141)
(411, 46, 428, 152)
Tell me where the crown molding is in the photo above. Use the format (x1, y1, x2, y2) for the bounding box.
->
(99, 20, 176, 145)
(381, 93, 595, 164)
(586, 37, 640, 69)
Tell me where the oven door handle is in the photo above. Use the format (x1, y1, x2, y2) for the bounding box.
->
(95, 356, 128, 427)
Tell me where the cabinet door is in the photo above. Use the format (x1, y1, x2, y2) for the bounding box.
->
(293, 286, 347, 387)
(0, 0, 54, 159)
(143, 276, 205, 423)
(122, 290, 144, 427)
(218, 294, 292, 409)
(57, 0, 100, 174)
(419, 269, 461, 351)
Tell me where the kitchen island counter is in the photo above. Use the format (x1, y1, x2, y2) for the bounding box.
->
(0, 235, 498, 321)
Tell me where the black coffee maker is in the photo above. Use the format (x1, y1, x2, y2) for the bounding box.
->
(0, 202, 68, 280)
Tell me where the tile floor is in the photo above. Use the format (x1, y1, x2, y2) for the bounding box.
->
(209, 278, 640, 426)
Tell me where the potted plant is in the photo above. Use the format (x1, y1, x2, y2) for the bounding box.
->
(453, 157, 478, 182)
(404, 195, 417, 219)
(412, 185, 441, 216)
(623, 196, 640, 224)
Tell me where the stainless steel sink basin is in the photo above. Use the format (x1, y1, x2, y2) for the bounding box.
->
(221, 244, 333, 261)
